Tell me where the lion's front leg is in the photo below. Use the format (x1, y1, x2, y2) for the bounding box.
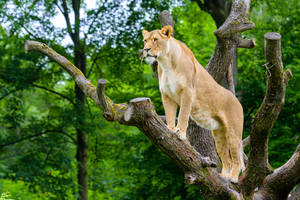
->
(161, 92, 178, 131)
(176, 89, 192, 140)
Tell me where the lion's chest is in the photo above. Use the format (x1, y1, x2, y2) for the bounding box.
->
(159, 70, 181, 104)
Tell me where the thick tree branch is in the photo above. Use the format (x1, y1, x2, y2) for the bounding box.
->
(96, 79, 128, 122)
(214, 0, 254, 38)
(254, 144, 300, 200)
(240, 32, 293, 196)
(206, 0, 255, 84)
(25, 40, 99, 106)
(32, 83, 75, 105)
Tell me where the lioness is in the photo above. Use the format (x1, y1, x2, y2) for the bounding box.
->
(141, 25, 244, 182)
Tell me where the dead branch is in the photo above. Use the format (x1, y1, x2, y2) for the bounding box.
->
(25, 40, 99, 105)
(240, 32, 293, 196)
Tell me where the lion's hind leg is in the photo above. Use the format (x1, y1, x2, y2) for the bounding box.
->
(212, 129, 232, 179)
(226, 126, 243, 183)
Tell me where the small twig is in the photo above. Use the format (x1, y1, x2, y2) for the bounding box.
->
(32, 83, 75, 105)
(263, 62, 276, 77)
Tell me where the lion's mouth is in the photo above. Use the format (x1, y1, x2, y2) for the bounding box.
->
(139, 49, 157, 65)
(147, 54, 157, 59)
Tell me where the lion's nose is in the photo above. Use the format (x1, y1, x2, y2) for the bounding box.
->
(144, 48, 151, 52)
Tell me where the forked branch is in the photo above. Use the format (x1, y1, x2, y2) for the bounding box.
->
(240, 32, 293, 196)
(206, 0, 255, 84)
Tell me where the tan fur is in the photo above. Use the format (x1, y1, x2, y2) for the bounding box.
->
(142, 26, 244, 182)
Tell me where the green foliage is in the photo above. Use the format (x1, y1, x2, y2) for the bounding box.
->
(0, 179, 48, 200)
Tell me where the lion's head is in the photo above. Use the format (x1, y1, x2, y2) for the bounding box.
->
(141, 25, 173, 65)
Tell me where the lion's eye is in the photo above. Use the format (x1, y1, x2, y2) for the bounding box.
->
(153, 38, 158, 42)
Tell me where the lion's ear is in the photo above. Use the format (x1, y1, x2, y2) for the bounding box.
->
(142, 30, 149, 38)
(161, 25, 173, 39)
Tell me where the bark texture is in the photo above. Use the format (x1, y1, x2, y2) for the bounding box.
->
(195, 0, 255, 94)
(24, 0, 298, 199)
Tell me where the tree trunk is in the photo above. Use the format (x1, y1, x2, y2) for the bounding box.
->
(74, 44, 88, 200)
(72, 0, 88, 199)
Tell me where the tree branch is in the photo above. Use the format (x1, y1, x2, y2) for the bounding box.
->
(242, 135, 250, 149)
(0, 129, 70, 148)
(240, 32, 293, 196)
(32, 83, 75, 105)
(214, 0, 254, 38)
(58, 0, 74, 40)
(288, 184, 300, 200)
(254, 144, 300, 200)
(25, 40, 99, 106)
(206, 0, 255, 84)
(60, 130, 77, 144)
(0, 89, 17, 101)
